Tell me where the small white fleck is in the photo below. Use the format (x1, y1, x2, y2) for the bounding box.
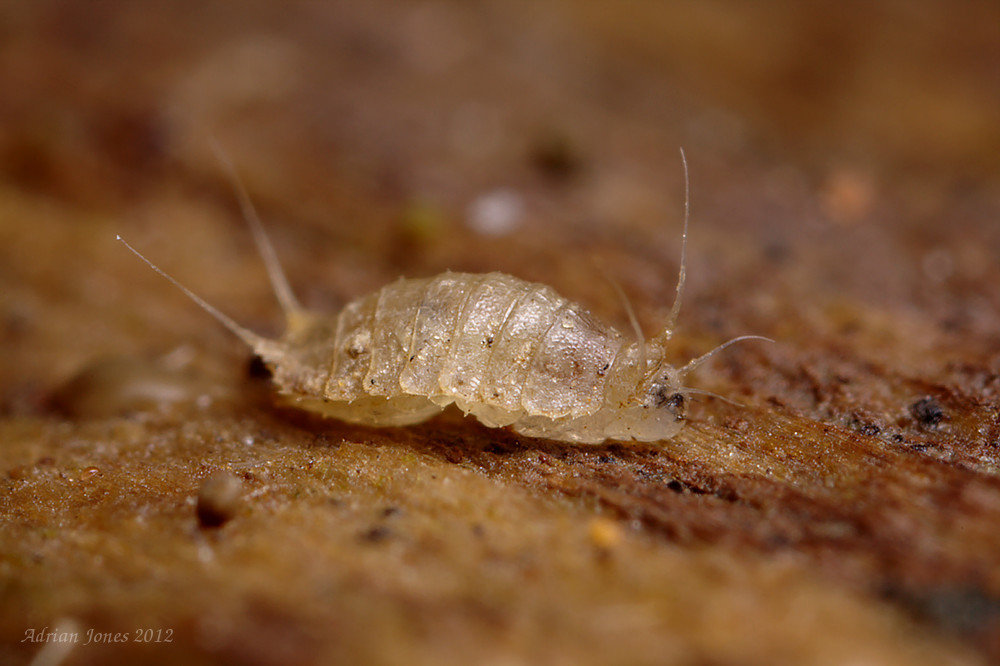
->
(466, 189, 525, 236)
(196, 540, 215, 564)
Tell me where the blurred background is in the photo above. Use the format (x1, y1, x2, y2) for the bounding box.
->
(1, 0, 998, 401)
(3, 2, 1000, 664)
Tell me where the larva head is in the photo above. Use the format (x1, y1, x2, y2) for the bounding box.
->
(600, 148, 689, 441)
(618, 339, 685, 410)
(613, 334, 774, 442)
(625, 362, 687, 439)
(570, 342, 683, 443)
(643, 363, 686, 415)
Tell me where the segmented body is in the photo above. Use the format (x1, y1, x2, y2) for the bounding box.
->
(272, 271, 682, 444)
(120, 148, 760, 444)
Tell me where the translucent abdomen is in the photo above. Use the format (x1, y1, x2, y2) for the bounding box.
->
(298, 272, 631, 430)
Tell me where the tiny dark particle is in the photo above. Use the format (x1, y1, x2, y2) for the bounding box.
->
(380, 506, 401, 519)
(656, 390, 685, 416)
(359, 525, 392, 543)
(858, 422, 881, 437)
(246, 355, 272, 380)
(713, 486, 739, 502)
(910, 397, 944, 427)
(529, 131, 581, 181)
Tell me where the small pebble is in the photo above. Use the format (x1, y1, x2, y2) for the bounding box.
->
(910, 397, 944, 428)
(80, 466, 102, 481)
(196, 471, 243, 528)
(588, 517, 623, 550)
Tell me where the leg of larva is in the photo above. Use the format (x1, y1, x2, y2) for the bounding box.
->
(289, 393, 442, 427)
(512, 414, 609, 444)
(453, 397, 523, 428)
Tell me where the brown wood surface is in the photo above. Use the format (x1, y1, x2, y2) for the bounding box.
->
(2, 2, 999, 664)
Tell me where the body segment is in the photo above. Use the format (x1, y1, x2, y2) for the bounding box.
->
(120, 149, 766, 444)
(271, 271, 667, 443)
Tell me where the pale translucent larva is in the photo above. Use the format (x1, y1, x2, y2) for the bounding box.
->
(119, 150, 766, 444)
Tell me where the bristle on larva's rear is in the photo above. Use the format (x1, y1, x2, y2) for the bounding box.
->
(120, 148, 770, 444)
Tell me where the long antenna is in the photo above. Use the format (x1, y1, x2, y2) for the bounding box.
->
(207, 138, 302, 318)
(117, 235, 280, 358)
(679, 387, 747, 408)
(663, 147, 689, 335)
(679, 335, 773, 378)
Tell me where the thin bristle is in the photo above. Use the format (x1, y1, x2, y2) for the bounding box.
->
(663, 147, 689, 335)
(680, 387, 747, 408)
(207, 138, 302, 317)
(603, 274, 648, 381)
(679, 335, 774, 378)
(116, 234, 270, 351)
